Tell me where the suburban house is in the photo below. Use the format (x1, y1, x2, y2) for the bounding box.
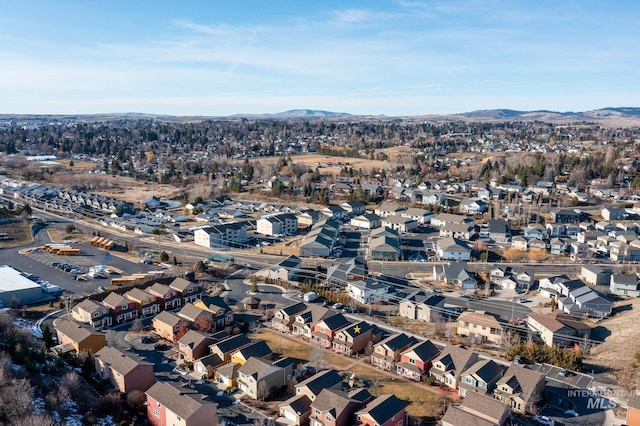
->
(370, 333, 419, 371)
(309, 387, 372, 426)
(493, 364, 545, 414)
(272, 302, 308, 334)
(355, 394, 407, 426)
(145, 381, 218, 426)
(340, 200, 367, 216)
(432, 262, 478, 290)
(401, 207, 434, 225)
(439, 222, 476, 240)
(524, 224, 547, 240)
(488, 219, 510, 243)
(332, 321, 375, 356)
(429, 345, 480, 390)
(458, 197, 487, 215)
(123, 288, 161, 318)
(292, 306, 332, 339)
(177, 330, 216, 362)
(257, 213, 299, 236)
(71, 299, 112, 329)
(237, 357, 295, 400)
(299, 220, 339, 257)
(327, 257, 368, 287)
(580, 264, 612, 286)
(374, 203, 406, 218)
(146, 283, 182, 311)
(54, 319, 106, 354)
(311, 313, 353, 348)
(399, 291, 446, 323)
(367, 227, 402, 261)
(212, 361, 239, 388)
(511, 235, 528, 251)
(436, 237, 471, 261)
(177, 303, 213, 328)
(257, 255, 302, 282)
(169, 277, 202, 304)
(381, 215, 418, 233)
(350, 213, 382, 230)
(94, 346, 155, 393)
(102, 292, 139, 324)
(152, 311, 188, 342)
(209, 334, 252, 363)
(431, 213, 475, 228)
(194, 296, 234, 329)
(321, 205, 348, 221)
(395, 340, 440, 381)
(230, 340, 273, 365)
(458, 359, 506, 396)
(557, 285, 613, 318)
(610, 273, 640, 297)
(527, 312, 592, 348)
(441, 392, 510, 426)
(193, 222, 249, 248)
(551, 208, 581, 223)
(457, 311, 504, 345)
(280, 370, 343, 425)
(346, 278, 391, 304)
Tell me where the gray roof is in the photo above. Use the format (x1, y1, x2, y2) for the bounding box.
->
(178, 303, 209, 322)
(145, 382, 217, 421)
(55, 319, 103, 343)
(297, 369, 343, 396)
(94, 346, 152, 375)
(169, 277, 196, 292)
(356, 394, 406, 424)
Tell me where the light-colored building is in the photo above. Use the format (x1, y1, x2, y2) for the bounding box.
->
(72, 299, 112, 329)
(457, 311, 504, 344)
(257, 213, 298, 236)
(527, 311, 591, 348)
(193, 222, 249, 248)
(54, 319, 106, 354)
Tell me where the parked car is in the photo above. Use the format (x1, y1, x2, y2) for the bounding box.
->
(518, 298, 529, 303)
(533, 415, 555, 426)
(141, 258, 153, 264)
(332, 303, 343, 310)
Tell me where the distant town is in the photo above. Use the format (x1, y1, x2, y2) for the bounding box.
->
(1, 112, 640, 426)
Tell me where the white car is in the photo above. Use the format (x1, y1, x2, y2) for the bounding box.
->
(533, 415, 555, 426)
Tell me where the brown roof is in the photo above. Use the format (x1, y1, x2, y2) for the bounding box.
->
(169, 277, 195, 292)
(441, 406, 496, 426)
(124, 288, 155, 304)
(178, 303, 210, 322)
(431, 345, 479, 375)
(55, 319, 102, 342)
(457, 311, 503, 329)
(528, 311, 591, 333)
(102, 292, 131, 309)
(145, 381, 216, 421)
(73, 299, 106, 314)
(147, 283, 174, 297)
(178, 330, 214, 349)
(311, 388, 356, 419)
(95, 346, 152, 375)
(153, 310, 183, 327)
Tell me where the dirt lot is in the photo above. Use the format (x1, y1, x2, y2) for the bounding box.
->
(0, 221, 31, 247)
(252, 154, 393, 175)
(586, 298, 640, 383)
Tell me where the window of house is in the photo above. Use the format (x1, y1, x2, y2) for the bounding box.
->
(121, 305, 128, 310)
(409, 358, 415, 364)
(326, 415, 332, 422)
(153, 409, 160, 418)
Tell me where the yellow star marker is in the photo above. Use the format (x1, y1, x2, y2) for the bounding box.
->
(354, 325, 361, 334)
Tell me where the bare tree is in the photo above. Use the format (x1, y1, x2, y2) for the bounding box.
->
(127, 389, 147, 411)
(500, 330, 518, 357)
(130, 318, 144, 333)
(249, 321, 261, 341)
(195, 315, 214, 333)
(433, 314, 450, 340)
(578, 335, 594, 356)
(364, 340, 374, 357)
(257, 380, 270, 401)
(309, 345, 328, 372)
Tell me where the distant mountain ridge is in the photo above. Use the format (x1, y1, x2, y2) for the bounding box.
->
(1, 107, 639, 124)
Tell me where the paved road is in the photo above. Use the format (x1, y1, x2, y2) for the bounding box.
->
(223, 267, 293, 309)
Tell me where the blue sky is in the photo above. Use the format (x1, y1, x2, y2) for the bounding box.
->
(1, 0, 638, 116)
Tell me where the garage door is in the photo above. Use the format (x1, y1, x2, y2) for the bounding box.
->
(283, 408, 297, 422)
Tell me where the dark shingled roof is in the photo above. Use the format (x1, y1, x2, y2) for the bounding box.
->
(356, 394, 406, 424)
(297, 370, 343, 396)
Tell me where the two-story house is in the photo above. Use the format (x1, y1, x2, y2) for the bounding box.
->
(292, 306, 332, 339)
(272, 302, 308, 334)
(209, 334, 252, 363)
(346, 278, 391, 305)
(458, 359, 506, 396)
(194, 296, 234, 329)
(54, 319, 106, 354)
(332, 321, 375, 356)
(370, 333, 419, 371)
(399, 291, 446, 323)
(526, 312, 591, 348)
(145, 381, 218, 426)
(280, 370, 344, 425)
(72, 298, 112, 328)
(102, 292, 139, 324)
(442, 391, 510, 426)
(147, 283, 182, 311)
(429, 345, 480, 390)
(237, 357, 295, 400)
(355, 394, 407, 426)
(311, 313, 353, 348)
(457, 311, 504, 345)
(123, 288, 161, 318)
(169, 277, 202, 305)
(396, 340, 440, 381)
(230, 340, 273, 365)
(177, 330, 216, 362)
(493, 364, 545, 414)
(152, 311, 188, 342)
(94, 346, 155, 393)
(177, 302, 214, 329)
(309, 388, 372, 426)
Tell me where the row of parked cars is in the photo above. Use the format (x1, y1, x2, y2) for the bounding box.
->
(51, 261, 82, 275)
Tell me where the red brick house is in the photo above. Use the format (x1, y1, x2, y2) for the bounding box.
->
(94, 346, 155, 393)
(178, 330, 216, 362)
(370, 333, 418, 371)
(169, 277, 202, 305)
(311, 313, 352, 348)
(146, 381, 218, 426)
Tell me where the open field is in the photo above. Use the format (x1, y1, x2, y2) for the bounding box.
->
(251, 154, 393, 174)
(349, 364, 442, 417)
(0, 221, 31, 247)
